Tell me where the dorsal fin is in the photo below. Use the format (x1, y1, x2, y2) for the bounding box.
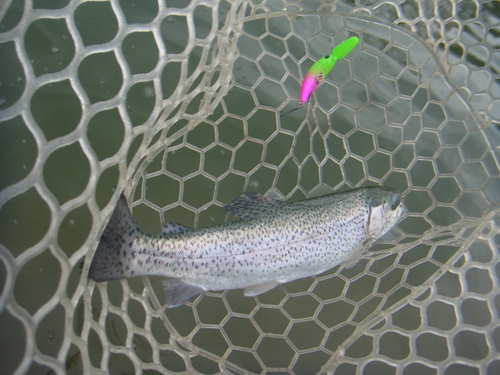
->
(161, 222, 187, 235)
(222, 192, 283, 220)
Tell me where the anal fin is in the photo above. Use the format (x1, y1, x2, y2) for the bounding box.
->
(243, 281, 279, 297)
(162, 279, 205, 308)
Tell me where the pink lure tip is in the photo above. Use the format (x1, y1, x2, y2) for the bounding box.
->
(299, 72, 320, 104)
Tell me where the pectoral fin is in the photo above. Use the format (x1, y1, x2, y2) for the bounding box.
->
(162, 279, 205, 308)
(343, 252, 363, 269)
(243, 281, 279, 297)
(343, 241, 371, 269)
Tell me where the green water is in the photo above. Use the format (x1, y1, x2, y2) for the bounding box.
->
(1, 1, 499, 374)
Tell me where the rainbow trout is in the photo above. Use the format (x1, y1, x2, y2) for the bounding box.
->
(88, 187, 403, 307)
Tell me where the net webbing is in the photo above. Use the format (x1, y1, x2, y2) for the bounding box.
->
(0, 1, 499, 374)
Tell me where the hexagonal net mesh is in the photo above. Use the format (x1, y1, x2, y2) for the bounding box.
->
(1, 0, 499, 374)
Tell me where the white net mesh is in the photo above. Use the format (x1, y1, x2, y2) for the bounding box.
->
(1, 0, 499, 374)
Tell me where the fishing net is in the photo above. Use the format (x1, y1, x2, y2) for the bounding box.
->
(1, 0, 499, 374)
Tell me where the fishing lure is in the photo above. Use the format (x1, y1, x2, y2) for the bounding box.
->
(281, 36, 360, 117)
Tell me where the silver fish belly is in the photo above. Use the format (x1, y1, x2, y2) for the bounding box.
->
(88, 186, 403, 307)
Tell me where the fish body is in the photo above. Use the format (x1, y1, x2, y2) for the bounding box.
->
(88, 186, 402, 307)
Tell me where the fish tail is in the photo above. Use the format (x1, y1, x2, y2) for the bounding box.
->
(88, 194, 141, 282)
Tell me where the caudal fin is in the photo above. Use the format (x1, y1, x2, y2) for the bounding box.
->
(88, 194, 141, 282)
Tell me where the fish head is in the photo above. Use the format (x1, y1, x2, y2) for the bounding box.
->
(366, 187, 403, 238)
